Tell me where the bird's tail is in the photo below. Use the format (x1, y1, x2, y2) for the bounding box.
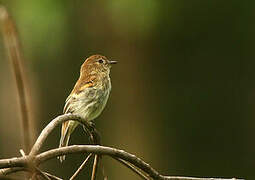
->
(58, 120, 77, 162)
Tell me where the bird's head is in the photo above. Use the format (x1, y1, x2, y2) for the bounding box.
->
(81, 55, 117, 75)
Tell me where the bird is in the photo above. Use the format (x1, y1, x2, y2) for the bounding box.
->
(59, 54, 117, 162)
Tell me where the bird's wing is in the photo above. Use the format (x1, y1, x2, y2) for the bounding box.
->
(76, 80, 94, 93)
(63, 79, 95, 114)
(63, 94, 73, 114)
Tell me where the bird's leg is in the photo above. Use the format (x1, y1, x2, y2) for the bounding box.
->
(91, 128, 101, 145)
(82, 121, 102, 180)
(89, 121, 96, 129)
(82, 125, 94, 143)
(82, 121, 101, 145)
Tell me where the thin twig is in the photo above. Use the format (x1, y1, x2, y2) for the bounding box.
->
(35, 167, 51, 180)
(19, 149, 26, 157)
(35, 167, 62, 180)
(0, 5, 32, 153)
(43, 171, 63, 180)
(91, 155, 99, 180)
(87, 123, 101, 180)
(114, 158, 150, 180)
(70, 153, 92, 180)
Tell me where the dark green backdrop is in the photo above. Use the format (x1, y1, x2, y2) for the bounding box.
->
(0, 0, 254, 179)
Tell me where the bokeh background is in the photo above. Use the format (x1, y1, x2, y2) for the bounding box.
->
(0, 0, 254, 179)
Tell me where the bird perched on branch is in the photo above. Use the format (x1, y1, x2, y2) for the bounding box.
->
(59, 55, 117, 162)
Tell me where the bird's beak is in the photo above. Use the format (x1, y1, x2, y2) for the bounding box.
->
(109, 60, 117, 65)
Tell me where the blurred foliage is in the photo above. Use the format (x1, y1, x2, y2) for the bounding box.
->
(0, 0, 254, 179)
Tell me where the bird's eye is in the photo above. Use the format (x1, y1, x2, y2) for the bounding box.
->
(98, 59, 104, 64)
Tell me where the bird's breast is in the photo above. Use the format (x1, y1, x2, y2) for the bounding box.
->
(72, 76, 111, 121)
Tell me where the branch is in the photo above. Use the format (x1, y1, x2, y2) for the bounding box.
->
(36, 145, 162, 179)
(35, 167, 51, 180)
(0, 145, 244, 180)
(0, 114, 245, 180)
(114, 158, 150, 180)
(0, 5, 33, 153)
(37, 146, 244, 180)
(70, 153, 92, 180)
(42, 171, 63, 180)
(91, 155, 99, 180)
(29, 113, 91, 156)
(0, 167, 25, 175)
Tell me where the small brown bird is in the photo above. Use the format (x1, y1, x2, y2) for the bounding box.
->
(59, 55, 117, 162)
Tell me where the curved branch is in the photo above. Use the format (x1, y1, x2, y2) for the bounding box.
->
(0, 114, 94, 175)
(114, 158, 150, 180)
(0, 167, 25, 175)
(0, 157, 27, 169)
(0, 5, 34, 153)
(0, 145, 244, 180)
(36, 146, 244, 180)
(0, 114, 245, 180)
(70, 153, 92, 180)
(36, 145, 162, 179)
(29, 113, 91, 156)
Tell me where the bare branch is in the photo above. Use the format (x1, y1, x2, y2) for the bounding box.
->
(19, 150, 26, 157)
(0, 167, 26, 175)
(0, 157, 28, 169)
(35, 145, 161, 179)
(114, 158, 150, 180)
(29, 114, 90, 156)
(91, 155, 99, 180)
(0, 5, 33, 153)
(0, 114, 91, 175)
(70, 153, 92, 180)
(43, 171, 63, 180)
(35, 167, 51, 180)
(89, 125, 102, 180)
(0, 4, 246, 180)
(0, 144, 244, 180)
(36, 146, 243, 180)
(0, 167, 62, 180)
(0, 114, 245, 180)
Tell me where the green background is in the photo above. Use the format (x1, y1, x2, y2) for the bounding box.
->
(0, 0, 254, 179)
